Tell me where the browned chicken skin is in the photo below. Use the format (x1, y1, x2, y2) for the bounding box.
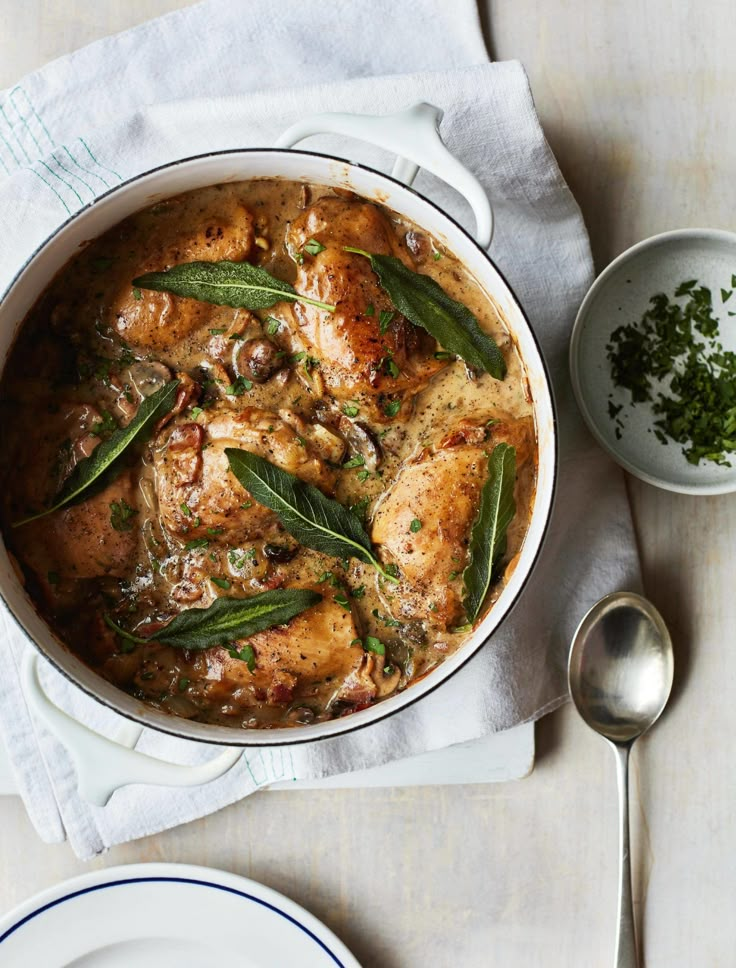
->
(372, 416, 534, 627)
(154, 405, 338, 545)
(372, 445, 486, 627)
(22, 473, 140, 587)
(286, 197, 445, 417)
(106, 193, 255, 354)
(202, 592, 374, 715)
(10, 402, 140, 591)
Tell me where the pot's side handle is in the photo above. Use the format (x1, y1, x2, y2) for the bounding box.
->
(21, 651, 242, 806)
(274, 102, 493, 249)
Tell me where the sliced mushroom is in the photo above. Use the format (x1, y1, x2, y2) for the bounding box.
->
(338, 416, 383, 471)
(126, 361, 172, 399)
(280, 411, 346, 465)
(286, 704, 316, 724)
(374, 661, 401, 698)
(405, 230, 432, 264)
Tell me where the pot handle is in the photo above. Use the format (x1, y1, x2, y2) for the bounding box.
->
(274, 102, 493, 249)
(21, 651, 242, 807)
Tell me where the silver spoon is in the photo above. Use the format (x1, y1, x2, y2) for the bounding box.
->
(568, 591, 674, 968)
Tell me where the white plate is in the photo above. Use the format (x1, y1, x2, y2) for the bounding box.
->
(570, 228, 736, 494)
(0, 863, 361, 968)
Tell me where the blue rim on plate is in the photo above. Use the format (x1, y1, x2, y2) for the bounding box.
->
(0, 863, 361, 966)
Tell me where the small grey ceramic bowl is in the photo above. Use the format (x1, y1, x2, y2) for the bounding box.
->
(570, 228, 736, 495)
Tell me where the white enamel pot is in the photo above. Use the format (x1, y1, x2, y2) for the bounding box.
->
(0, 104, 557, 803)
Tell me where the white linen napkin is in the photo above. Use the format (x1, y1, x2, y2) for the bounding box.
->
(0, 0, 640, 859)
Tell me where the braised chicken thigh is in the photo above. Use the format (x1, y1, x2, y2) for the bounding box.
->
(73, 189, 256, 357)
(372, 415, 536, 627)
(154, 406, 338, 545)
(203, 594, 375, 715)
(286, 197, 445, 417)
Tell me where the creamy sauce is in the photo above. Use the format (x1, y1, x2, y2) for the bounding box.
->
(0, 179, 537, 729)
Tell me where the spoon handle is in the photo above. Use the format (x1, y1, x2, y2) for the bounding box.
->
(612, 742, 639, 968)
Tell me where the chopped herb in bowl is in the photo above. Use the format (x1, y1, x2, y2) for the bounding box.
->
(607, 277, 736, 466)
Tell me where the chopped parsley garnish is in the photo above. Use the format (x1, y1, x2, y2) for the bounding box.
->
(364, 636, 386, 656)
(211, 577, 231, 590)
(334, 593, 350, 611)
(185, 537, 209, 551)
(289, 352, 320, 378)
(225, 376, 253, 396)
(356, 469, 371, 482)
(384, 563, 400, 580)
(433, 250, 442, 261)
(372, 608, 401, 628)
(350, 496, 370, 524)
(607, 278, 736, 465)
(303, 238, 326, 256)
(209, 327, 226, 335)
(365, 303, 375, 316)
(206, 527, 224, 536)
(351, 584, 366, 599)
(91, 410, 118, 438)
(178, 677, 190, 691)
(190, 406, 203, 419)
(343, 454, 366, 469)
(180, 503, 192, 517)
(434, 350, 454, 361)
(383, 399, 401, 418)
(409, 518, 422, 533)
(379, 310, 394, 334)
(342, 402, 360, 417)
(109, 499, 137, 532)
(228, 643, 256, 672)
(265, 316, 280, 335)
(132, 287, 142, 300)
(384, 357, 400, 379)
(317, 571, 341, 587)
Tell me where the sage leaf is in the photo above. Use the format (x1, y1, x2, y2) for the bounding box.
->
(462, 443, 517, 622)
(344, 248, 506, 379)
(225, 448, 399, 583)
(104, 588, 321, 651)
(14, 379, 181, 527)
(133, 260, 336, 313)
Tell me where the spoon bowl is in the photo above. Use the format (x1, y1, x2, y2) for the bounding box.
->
(569, 591, 674, 744)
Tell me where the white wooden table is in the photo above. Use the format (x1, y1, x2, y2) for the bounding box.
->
(1, 3, 735, 965)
